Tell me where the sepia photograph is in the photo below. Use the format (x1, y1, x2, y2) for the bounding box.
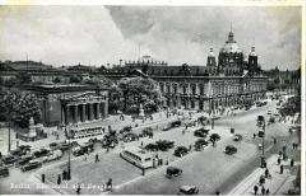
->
(0, 1, 303, 195)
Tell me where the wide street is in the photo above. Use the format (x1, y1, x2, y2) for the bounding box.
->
(0, 97, 298, 195)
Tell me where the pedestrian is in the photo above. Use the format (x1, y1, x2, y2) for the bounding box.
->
(57, 174, 61, 185)
(261, 186, 265, 195)
(253, 133, 256, 139)
(76, 183, 81, 194)
(266, 188, 270, 195)
(273, 137, 277, 145)
(280, 164, 284, 174)
(106, 178, 112, 191)
(253, 185, 258, 195)
(95, 154, 99, 163)
(277, 157, 281, 165)
(265, 169, 269, 178)
(290, 159, 294, 167)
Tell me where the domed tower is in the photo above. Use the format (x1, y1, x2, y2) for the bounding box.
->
(206, 47, 217, 75)
(248, 46, 259, 75)
(218, 27, 244, 76)
(206, 47, 216, 67)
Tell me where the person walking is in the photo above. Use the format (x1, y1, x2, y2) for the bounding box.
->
(266, 188, 270, 195)
(277, 157, 281, 165)
(261, 186, 266, 195)
(95, 154, 99, 163)
(290, 158, 294, 167)
(280, 164, 284, 174)
(265, 169, 270, 178)
(76, 183, 81, 194)
(253, 185, 258, 195)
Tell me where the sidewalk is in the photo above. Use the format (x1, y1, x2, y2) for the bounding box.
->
(227, 154, 299, 195)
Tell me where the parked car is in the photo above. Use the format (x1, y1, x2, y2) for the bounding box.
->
(49, 142, 60, 150)
(174, 146, 189, 157)
(59, 143, 70, 151)
(43, 150, 63, 162)
(166, 166, 182, 178)
(178, 185, 199, 195)
(16, 155, 34, 167)
(2, 155, 18, 165)
(21, 161, 42, 172)
(194, 139, 209, 151)
(224, 145, 237, 155)
(233, 134, 243, 142)
(194, 128, 209, 138)
(171, 120, 182, 127)
(0, 167, 9, 178)
(72, 146, 85, 157)
(33, 149, 50, 158)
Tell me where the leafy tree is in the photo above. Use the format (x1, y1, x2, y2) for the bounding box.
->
(69, 75, 82, 84)
(0, 89, 42, 128)
(53, 77, 62, 84)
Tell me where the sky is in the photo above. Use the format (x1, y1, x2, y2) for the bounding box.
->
(0, 5, 302, 70)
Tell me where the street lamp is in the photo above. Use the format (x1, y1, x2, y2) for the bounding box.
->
(257, 115, 266, 168)
(65, 126, 71, 180)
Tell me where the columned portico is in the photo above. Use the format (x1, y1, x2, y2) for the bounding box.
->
(61, 92, 108, 125)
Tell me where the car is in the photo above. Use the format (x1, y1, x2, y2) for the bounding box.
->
(43, 150, 63, 162)
(16, 155, 33, 167)
(224, 145, 237, 155)
(171, 120, 182, 127)
(178, 185, 199, 195)
(2, 155, 18, 165)
(59, 143, 70, 151)
(0, 167, 9, 178)
(33, 149, 50, 158)
(21, 161, 42, 172)
(233, 134, 243, 142)
(267, 110, 272, 115)
(166, 166, 183, 178)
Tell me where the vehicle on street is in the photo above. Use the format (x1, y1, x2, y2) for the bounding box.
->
(43, 150, 63, 162)
(224, 145, 237, 155)
(120, 148, 154, 169)
(174, 146, 189, 157)
(2, 155, 18, 165)
(16, 155, 34, 167)
(194, 128, 209, 138)
(33, 148, 50, 158)
(72, 146, 85, 157)
(21, 161, 42, 172)
(0, 167, 9, 178)
(233, 134, 243, 142)
(166, 166, 182, 178)
(178, 185, 199, 195)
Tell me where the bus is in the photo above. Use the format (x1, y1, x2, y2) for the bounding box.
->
(120, 148, 154, 169)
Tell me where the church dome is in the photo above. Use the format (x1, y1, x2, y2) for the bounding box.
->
(220, 31, 242, 54)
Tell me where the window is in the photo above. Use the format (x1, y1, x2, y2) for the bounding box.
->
(173, 84, 178, 94)
(183, 85, 187, 94)
(160, 83, 164, 93)
(167, 84, 171, 93)
(200, 84, 204, 95)
(191, 84, 196, 95)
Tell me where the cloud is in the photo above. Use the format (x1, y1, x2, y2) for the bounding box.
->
(106, 6, 302, 70)
(0, 5, 302, 70)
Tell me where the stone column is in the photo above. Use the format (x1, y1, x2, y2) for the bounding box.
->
(89, 103, 94, 121)
(97, 103, 101, 119)
(82, 104, 86, 122)
(74, 105, 79, 123)
(104, 101, 108, 118)
(65, 106, 69, 125)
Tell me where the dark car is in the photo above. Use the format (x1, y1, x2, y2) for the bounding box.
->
(224, 145, 237, 155)
(33, 149, 50, 158)
(233, 134, 243, 142)
(2, 155, 18, 165)
(178, 185, 199, 195)
(59, 143, 70, 151)
(73, 148, 85, 156)
(194, 130, 208, 138)
(0, 167, 9, 178)
(166, 166, 182, 178)
(16, 155, 33, 167)
(21, 161, 42, 172)
(171, 120, 182, 127)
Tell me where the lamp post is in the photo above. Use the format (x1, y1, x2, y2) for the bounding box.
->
(65, 126, 71, 180)
(257, 115, 266, 168)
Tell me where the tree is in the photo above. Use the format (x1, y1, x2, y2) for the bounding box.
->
(53, 77, 62, 84)
(0, 90, 42, 128)
(109, 77, 164, 114)
(69, 75, 82, 84)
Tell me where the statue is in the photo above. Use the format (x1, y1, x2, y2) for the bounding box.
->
(28, 117, 37, 138)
